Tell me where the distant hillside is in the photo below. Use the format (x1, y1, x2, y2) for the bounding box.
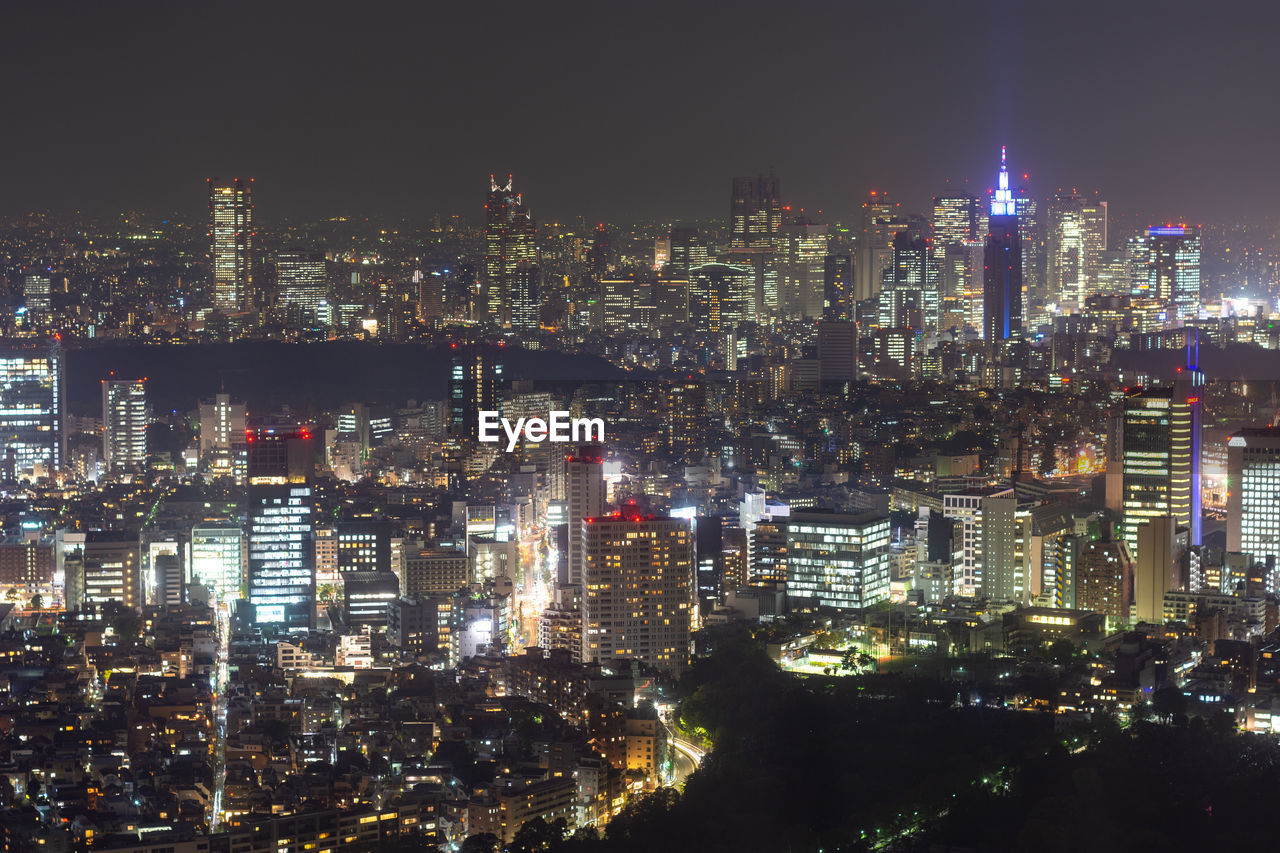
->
(64, 341, 631, 416)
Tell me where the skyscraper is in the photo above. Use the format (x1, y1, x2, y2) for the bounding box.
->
(484, 175, 536, 324)
(582, 510, 693, 674)
(1046, 191, 1085, 307)
(822, 252, 853, 320)
(448, 345, 503, 440)
(208, 178, 254, 313)
(1120, 377, 1200, 559)
(779, 216, 828, 318)
(277, 249, 327, 316)
(0, 340, 64, 475)
(101, 378, 147, 473)
(857, 192, 905, 303)
(729, 175, 782, 249)
(565, 446, 605, 587)
(246, 425, 315, 627)
(1146, 225, 1202, 323)
(984, 147, 1023, 341)
(1227, 426, 1280, 579)
(878, 228, 932, 330)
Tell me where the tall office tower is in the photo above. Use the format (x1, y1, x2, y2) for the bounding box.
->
(1134, 516, 1176, 623)
(483, 174, 537, 324)
(984, 147, 1023, 341)
(1081, 196, 1108, 294)
(665, 380, 708, 463)
(565, 445, 605, 587)
(22, 274, 52, 319)
(509, 262, 540, 331)
(878, 228, 933, 330)
(0, 340, 64, 474)
(668, 226, 711, 279)
(276, 249, 327, 316)
(246, 425, 315, 627)
(1120, 381, 1200, 559)
(101, 378, 147, 473)
(1172, 341, 1204, 546)
(190, 523, 245, 602)
(689, 263, 752, 333)
(1124, 234, 1152, 297)
(600, 272, 641, 332)
(779, 216, 828, 318)
(932, 194, 980, 254)
(1014, 187, 1043, 301)
(581, 510, 693, 674)
(857, 191, 905, 303)
(729, 175, 783, 248)
(1046, 191, 1086, 307)
(1146, 225, 1202, 323)
(1074, 539, 1134, 629)
(1227, 426, 1280, 578)
(70, 531, 142, 612)
(198, 393, 247, 457)
(208, 178, 254, 313)
(822, 252, 853, 320)
(588, 223, 612, 277)
(817, 319, 858, 390)
(694, 515, 723, 616)
(786, 511, 891, 611)
(448, 345, 503, 439)
(652, 272, 690, 329)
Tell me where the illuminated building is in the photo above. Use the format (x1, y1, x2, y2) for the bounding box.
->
(817, 320, 858, 390)
(729, 175, 782, 249)
(779, 216, 827, 318)
(822, 252, 853, 320)
(484, 174, 536, 324)
(689, 263, 752, 333)
(667, 226, 711, 279)
(984, 147, 1023, 341)
(101, 378, 147, 473)
(1082, 196, 1108, 294)
(69, 531, 141, 612)
(23, 274, 52, 318)
(208, 177, 254, 312)
(0, 340, 64, 474)
(1227, 426, 1280, 591)
(403, 548, 468, 597)
(582, 510, 693, 674)
(932, 194, 980, 254)
(652, 272, 690, 329)
(878, 228, 933, 330)
(277, 249, 327, 315)
(1146, 224, 1202, 323)
(190, 523, 244, 603)
(342, 571, 399, 628)
(448, 345, 503, 439)
(1120, 370, 1200, 560)
(509, 261, 540, 330)
(337, 521, 391, 573)
(1046, 191, 1086, 307)
(786, 511, 890, 610)
(1074, 539, 1133, 629)
(943, 488, 1023, 600)
(566, 445, 605, 587)
(858, 191, 905, 302)
(1134, 515, 1176, 623)
(246, 424, 315, 627)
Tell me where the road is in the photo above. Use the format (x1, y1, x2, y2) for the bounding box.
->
(667, 732, 706, 786)
(208, 602, 230, 831)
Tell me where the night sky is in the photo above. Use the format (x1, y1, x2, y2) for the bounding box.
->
(3, 0, 1276, 226)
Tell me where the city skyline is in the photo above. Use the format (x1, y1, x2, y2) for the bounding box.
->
(2, 1, 1278, 224)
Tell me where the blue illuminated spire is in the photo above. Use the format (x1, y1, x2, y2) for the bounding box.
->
(991, 146, 1017, 217)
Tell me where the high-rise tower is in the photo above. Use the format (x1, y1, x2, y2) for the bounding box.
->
(984, 147, 1023, 341)
(483, 175, 536, 324)
(246, 424, 315, 627)
(208, 178, 254, 313)
(102, 378, 147, 473)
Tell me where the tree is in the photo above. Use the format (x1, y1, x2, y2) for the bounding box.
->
(1151, 686, 1187, 722)
(29, 593, 43, 610)
(509, 817, 568, 853)
(459, 833, 500, 853)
